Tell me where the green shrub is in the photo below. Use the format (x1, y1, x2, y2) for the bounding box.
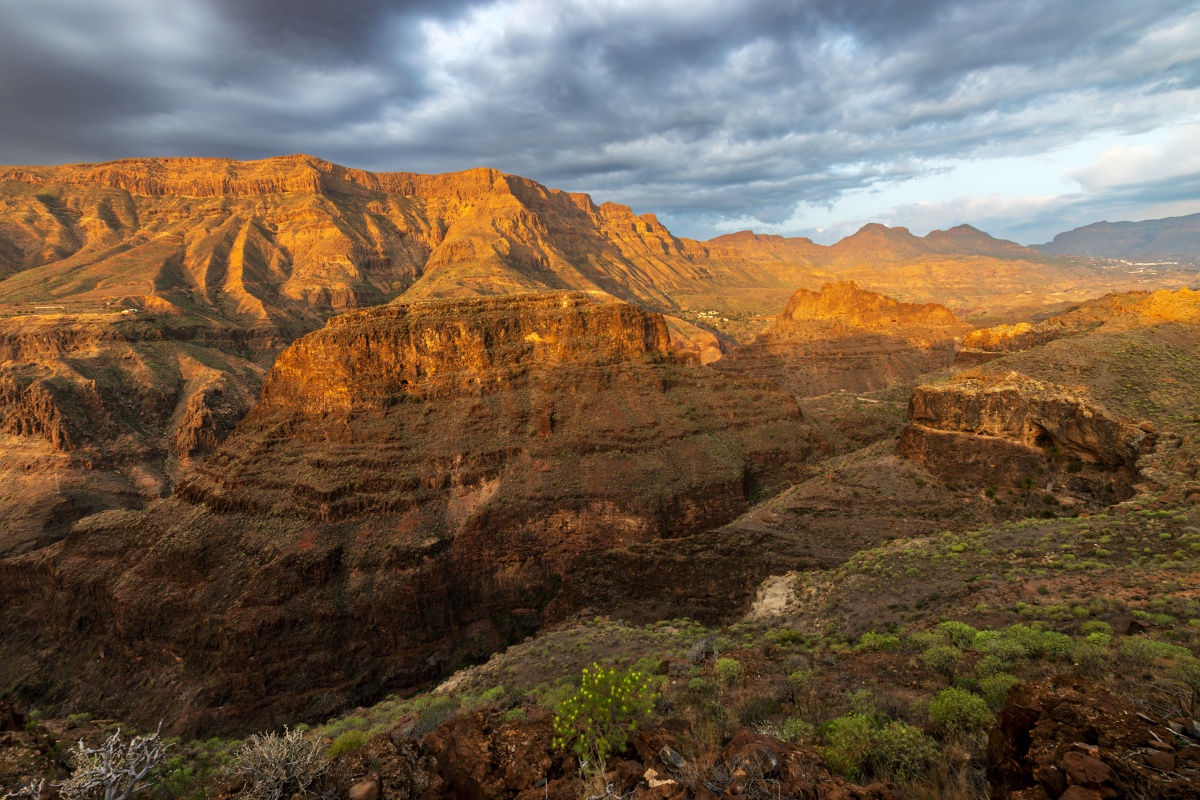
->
(687, 677, 711, 694)
(979, 674, 1020, 710)
(551, 664, 657, 771)
(1000, 625, 1072, 661)
(1072, 641, 1110, 674)
(326, 730, 368, 759)
(907, 631, 948, 651)
(937, 621, 979, 648)
(869, 721, 939, 781)
(503, 708, 526, 722)
(715, 658, 743, 687)
(787, 668, 812, 690)
(858, 632, 902, 652)
(928, 688, 994, 735)
(818, 715, 875, 780)
(770, 628, 803, 646)
(1080, 618, 1113, 638)
(1120, 637, 1192, 663)
(921, 646, 963, 679)
(846, 689, 876, 717)
(779, 718, 815, 743)
(974, 655, 1007, 678)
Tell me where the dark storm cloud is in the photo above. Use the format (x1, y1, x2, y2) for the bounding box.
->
(0, 0, 1197, 238)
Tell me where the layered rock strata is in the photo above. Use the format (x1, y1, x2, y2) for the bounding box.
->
(716, 281, 971, 397)
(0, 313, 268, 555)
(0, 292, 823, 733)
(897, 373, 1152, 501)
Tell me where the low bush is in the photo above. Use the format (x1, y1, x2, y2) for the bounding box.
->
(928, 688, 994, 735)
(1119, 637, 1192, 664)
(552, 664, 657, 772)
(817, 715, 875, 780)
(818, 716, 939, 782)
(715, 658, 744, 687)
(921, 646, 962, 680)
(326, 730, 368, 759)
(936, 621, 979, 648)
(230, 728, 327, 800)
(869, 721, 939, 781)
(779, 718, 815, 743)
(858, 632, 902, 652)
(979, 673, 1020, 710)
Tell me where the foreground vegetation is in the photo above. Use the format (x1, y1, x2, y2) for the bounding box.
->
(6, 500, 1196, 799)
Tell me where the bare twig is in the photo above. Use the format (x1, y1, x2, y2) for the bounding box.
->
(56, 726, 169, 800)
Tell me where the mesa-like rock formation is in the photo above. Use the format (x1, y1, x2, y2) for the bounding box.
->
(0, 292, 825, 734)
(897, 373, 1151, 502)
(897, 288, 1200, 504)
(715, 281, 971, 397)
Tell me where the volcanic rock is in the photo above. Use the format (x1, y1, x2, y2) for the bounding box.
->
(716, 281, 971, 397)
(987, 677, 1199, 799)
(897, 373, 1150, 501)
(0, 292, 823, 734)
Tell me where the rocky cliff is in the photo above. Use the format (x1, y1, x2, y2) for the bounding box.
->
(0, 313, 268, 556)
(2, 156, 1188, 334)
(897, 288, 1200, 505)
(897, 373, 1152, 503)
(715, 281, 971, 397)
(0, 292, 825, 733)
(957, 287, 1200, 363)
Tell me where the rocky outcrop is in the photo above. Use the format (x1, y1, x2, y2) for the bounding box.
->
(957, 288, 1200, 364)
(411, 709, 898, 799)
(987, 678, 1200, 799)
(0, 292, 824, 734)
(716, 282, 971, 397)
(897, 373, 1152, 500)
(0, 313, 267, 555)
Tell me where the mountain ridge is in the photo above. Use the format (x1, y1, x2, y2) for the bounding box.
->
(1034, 211, 1200, 263)
(4, 154, 1191, 333)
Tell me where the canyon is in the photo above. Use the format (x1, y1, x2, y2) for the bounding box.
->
(1, 156, 1200, 800)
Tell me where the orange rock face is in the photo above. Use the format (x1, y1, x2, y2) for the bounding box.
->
(715, 281, 971, 397)
(958, 287, 1200, 363)
(0, 313, 268, 555)
(0, 292, 824, 733)
(897, 373, 1151, 502)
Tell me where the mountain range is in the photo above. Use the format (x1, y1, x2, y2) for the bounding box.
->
(2, 155, 1200, 799)
(1035, 211, 1200, 264)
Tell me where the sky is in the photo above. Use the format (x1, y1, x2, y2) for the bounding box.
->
(1, 0, 1198, 245)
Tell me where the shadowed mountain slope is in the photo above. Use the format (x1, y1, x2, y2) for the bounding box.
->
(1035, 212, 1200, 263)
(715, 281, 971, 397)
(0, 292, 826, 734)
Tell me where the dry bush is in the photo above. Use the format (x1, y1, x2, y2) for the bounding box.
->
(57, 728, 169, 800)
(5, 780, 45, 800)
(230, 727, 328, 800)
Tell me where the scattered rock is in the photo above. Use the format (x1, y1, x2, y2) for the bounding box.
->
(987, 677, 1199, 799)
(0, 702, 26, 733)
(347, 779, 378, 800)
(659, 745, 687, 770)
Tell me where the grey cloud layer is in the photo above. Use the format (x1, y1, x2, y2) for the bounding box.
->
(1, 0, 1197, 240)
